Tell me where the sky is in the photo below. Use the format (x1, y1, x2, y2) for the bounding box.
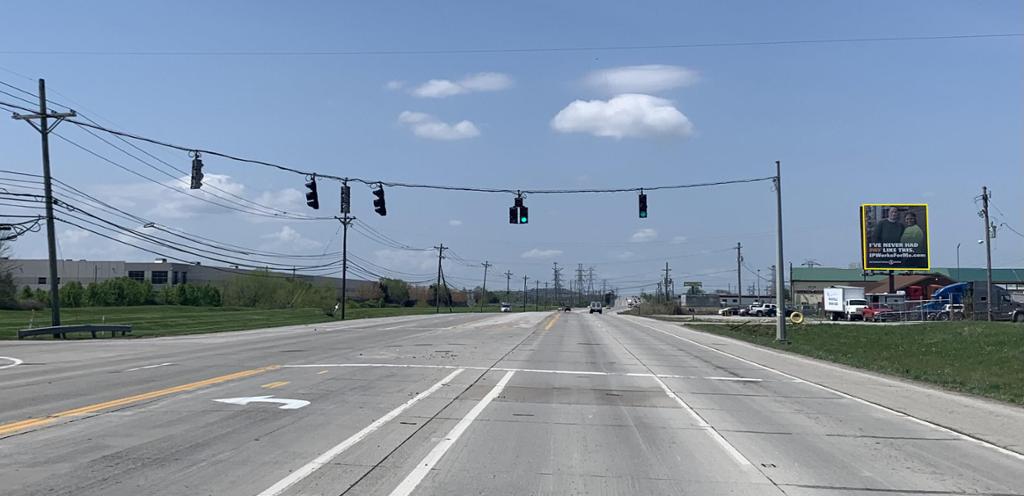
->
(0, 0, 1021, 295)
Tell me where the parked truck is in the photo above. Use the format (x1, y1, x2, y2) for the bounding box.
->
(922, 282, 1024, 321)
(823, 286, 869, 321)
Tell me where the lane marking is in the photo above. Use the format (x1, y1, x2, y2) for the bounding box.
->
(261, 381, 290, 389)
(0, 356, 23, 370)
(283, 363, 778, 382)
(213, 395, 308, 410)
(257, 369, 464, 496)
(0, 365, 279, 438)
(317, 370, 328, 375)
(123, 362, 175, 372)
(389, 370, 516, 496)
(543, 313, 561, 331)
(648, 372, 753, 467)
(624, 317, 1024, 463)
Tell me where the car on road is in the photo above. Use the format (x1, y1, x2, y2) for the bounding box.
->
(561, 305, 571, 312)
(500, 303, 511, 313)
(718, 306, 741, 316)
(749, 303, 777, 317)
(589, 301, 603, 314)
(862, 303, 895, 322)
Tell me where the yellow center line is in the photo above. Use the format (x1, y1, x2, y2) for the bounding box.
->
(261, 381, 290, 389)
(544, 313, 561, 331)
(0, 365, 279, 438)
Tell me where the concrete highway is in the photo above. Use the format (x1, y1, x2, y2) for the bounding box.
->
(1, 310, 1022, 495)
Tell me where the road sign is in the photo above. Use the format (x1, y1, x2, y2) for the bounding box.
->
(213, 395, 310, 410)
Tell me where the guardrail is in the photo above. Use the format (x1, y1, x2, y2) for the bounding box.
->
(18, 324, 133, 340)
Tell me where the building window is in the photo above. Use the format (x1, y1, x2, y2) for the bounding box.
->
(37, 277, 46, 285)
(181, 272, 187, 285)
(151, 271, 168, 285)
(172, 271, 179, 285)
(128, 271, 145, 282)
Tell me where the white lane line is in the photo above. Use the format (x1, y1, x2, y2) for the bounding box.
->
(389, 370, 516, 496)
(280, 363, 777, 382)
(647, 373, 754, 467)
(256, 368, 465, 496)
(0, 356, 23, 370)
(626, 317, 1024, 463)
(123, 362, 174, 372)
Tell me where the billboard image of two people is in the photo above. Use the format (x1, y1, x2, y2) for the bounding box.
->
(861, 204, 930, 270)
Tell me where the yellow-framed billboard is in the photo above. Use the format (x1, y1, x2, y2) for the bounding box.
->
(860, 203, 931, 271)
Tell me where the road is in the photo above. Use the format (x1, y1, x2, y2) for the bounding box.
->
(1, 310, 1022, 495)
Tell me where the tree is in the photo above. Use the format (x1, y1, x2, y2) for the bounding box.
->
(0, 240, 17, 309)
(59, 281, 85, 308)
(378, 278, 410, 305)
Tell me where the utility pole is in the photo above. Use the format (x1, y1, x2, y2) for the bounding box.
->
(576, 264, 584, 306)
(544, 281, 549, 307)
(504, 270, 514, 303)
(337, 182, 354, 320)
(774, 160, 787, 342)
(434, 244, 448, 313)
(552, 262, 563, 304)
(479, 261, 492, 312)
(587, 267, 595, 300)
(662, 262, 672, 302)
(12, 79, 76, 328)
(981, 186, 993, 321)
(769, 265, 776, 300)
(735, 242, 743, 307)
(535, 280, 540, 311)
(522, 275, 529, 312)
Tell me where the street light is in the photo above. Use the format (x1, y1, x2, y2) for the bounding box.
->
(956, 242, 961, 281)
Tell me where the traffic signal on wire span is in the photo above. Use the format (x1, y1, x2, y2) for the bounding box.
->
(305, 175, 319, 210)
(372, 184, 387, 216)
(509, 194, 528, 224)
(340, 184, 351, 214)
(189, 153, 204, 190)
(639, 191, 648, 218)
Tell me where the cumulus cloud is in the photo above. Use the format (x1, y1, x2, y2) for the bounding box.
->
(260, 226, 320, 251)
(448, 219, 463, 226)
(62, 228, 91, 244)
(372, 249, 436, 274)
(411, 72, 513, 98)
(551, 94, 693, 139)
(384, 80, 405, 90)
(671, 235, 688, 244)
(521, 248, 563, 259)
(585, 65, 698, 94)
(630, 228, 658, 243)
(398, 111, 480, 140)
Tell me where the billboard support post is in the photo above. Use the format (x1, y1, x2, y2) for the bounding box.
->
(774, 161, 786, 343)
(888, 271, 895, 293)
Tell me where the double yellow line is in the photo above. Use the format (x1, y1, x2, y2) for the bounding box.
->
(544, 313, 561, 331)
(0, 365, 279, 437)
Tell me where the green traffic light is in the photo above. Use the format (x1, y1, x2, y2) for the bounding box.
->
(520, 216, 528, 223)
(640, 211, 647, 218)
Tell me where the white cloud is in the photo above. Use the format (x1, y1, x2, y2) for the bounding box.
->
(630, 228, 658, 243)
(384, 80, 405, 90)
(448, 219, 463, 226)
(411, 72, 513, 98)
(398, 111, 480, 140)
(260, 225, 320, 251)
(521, 248, 563, 259)
(62, 228, 90, 244)
(585, 65, 698, 94)
(671, 235, 688, 244)
(614, 251, 636, 260)
(551, 94, 693, 139)
(373, 249, 436, 274)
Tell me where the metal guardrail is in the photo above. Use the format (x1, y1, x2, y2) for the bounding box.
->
(18, 324, 133, 340)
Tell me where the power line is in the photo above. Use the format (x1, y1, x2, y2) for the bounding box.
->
(2, 33, 1019, 57)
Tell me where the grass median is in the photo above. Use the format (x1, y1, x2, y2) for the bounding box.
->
(657, 319, 1024, 405)
(0, 304, 552, 340)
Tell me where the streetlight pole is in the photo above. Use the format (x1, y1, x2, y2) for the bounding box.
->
(955, 243, 961, 281)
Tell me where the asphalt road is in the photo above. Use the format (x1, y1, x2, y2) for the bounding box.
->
(1, 310, 1022, 495)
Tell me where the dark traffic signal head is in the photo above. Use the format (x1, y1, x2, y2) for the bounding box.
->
(305, 175, 319, 210)
(509, 194, 527, 224)
(639, 192, 648, 218)
(189, 155, 204, 190)
(519, 205, 528, 224)
(509, 205, 518, 224)
(340, 184, 351, 214)
(372, 184, 387, 216)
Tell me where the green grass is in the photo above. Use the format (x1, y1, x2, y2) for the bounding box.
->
(670, 320, 1024, 405)
(1, 304, 554, 340)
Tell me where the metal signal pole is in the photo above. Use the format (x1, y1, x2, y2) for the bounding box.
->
(774, 160, 787, 342)
(12, 79, 76, 328)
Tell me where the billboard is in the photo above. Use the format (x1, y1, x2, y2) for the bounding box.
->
(861, 204, 930, 271)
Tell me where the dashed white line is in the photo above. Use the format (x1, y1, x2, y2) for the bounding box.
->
(123, 362, 174, 372)
(281, 363, 777, 382)
(388, 370, 516, 496)
(625, 316, 1024, 463)
(256, 368, 465, 496)
(0, 356, 23, 370)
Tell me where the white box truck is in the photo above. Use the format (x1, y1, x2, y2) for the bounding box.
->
(823, 286, 868, 321)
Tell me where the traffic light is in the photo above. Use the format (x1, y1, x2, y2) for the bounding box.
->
(509, 206, 518, 224)
(372, 184, 387, 216)
(305, 175, 319, 210)
(509, 195, 528, 224)
(189, 155, 204, 190)
(639, 192, 648, 218)
(340, 184, 351, 214)
(519, 205, 528, 224)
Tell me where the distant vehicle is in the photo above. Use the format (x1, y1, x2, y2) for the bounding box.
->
(923, 282, 1024, 321)
(1012, 308, 1024, 323)
(589, 301, 603, 314)
(862, 303, 894, 322)
(561, 305, 571, 312)
(718, 306, 741, 316)
(749, 303, 777, 317)
(500, 303, 511, 313)
(824, 286, 868, 321)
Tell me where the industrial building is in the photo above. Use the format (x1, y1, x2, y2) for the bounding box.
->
(790, 267, 1024, 306)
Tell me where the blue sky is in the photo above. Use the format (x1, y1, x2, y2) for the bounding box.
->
(0, 1, 1021, 294)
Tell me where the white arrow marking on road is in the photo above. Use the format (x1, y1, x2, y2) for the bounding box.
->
(0, 356, 23, 370)
(213, 395, 309, 410)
